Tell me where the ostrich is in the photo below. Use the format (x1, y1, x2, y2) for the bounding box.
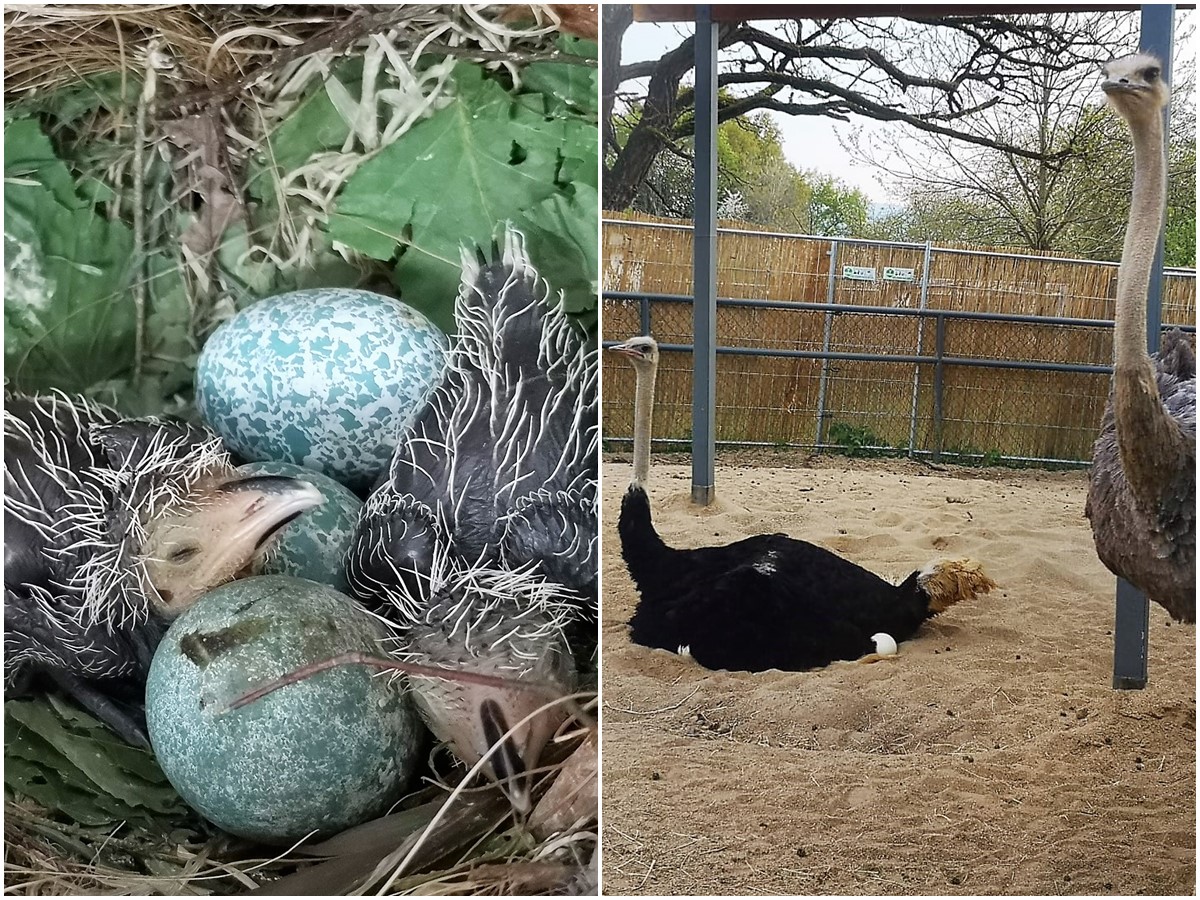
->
(348, 227, 597, 812)
(610, 335, 995, 672)
(1084, 53, 1195, 623)
(4, 391, 322, 746)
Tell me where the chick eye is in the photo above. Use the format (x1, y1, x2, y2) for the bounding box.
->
(169, 546, 200, 563)
(1144, 66, 1160, 81)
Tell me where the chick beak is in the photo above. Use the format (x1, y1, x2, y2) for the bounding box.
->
(480, 698, 535, 814)
(211, 473, 325, 558)
(143, 473, 324, 618)
(410, 679, 565, 816)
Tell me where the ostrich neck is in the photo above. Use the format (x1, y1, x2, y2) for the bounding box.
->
(630, 362, 657, 488)
(1114, 110, 1166, 374)
(1113, 106, 1186, 505)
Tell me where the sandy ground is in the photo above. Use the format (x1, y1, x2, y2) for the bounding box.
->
(599, 453, 1195, 896)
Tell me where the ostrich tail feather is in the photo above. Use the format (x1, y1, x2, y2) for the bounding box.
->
(917, 558, 997, 614)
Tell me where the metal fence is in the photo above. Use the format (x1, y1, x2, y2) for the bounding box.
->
(602, 219, 1197, 467)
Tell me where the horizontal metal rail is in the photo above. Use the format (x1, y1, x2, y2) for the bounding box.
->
(604, 290, 1198, 332)
(602, 436, 1091, 469)
(601, 289, 1196, 467)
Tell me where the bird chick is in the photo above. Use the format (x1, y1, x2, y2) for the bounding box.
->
(358, 510, 578, 814)
(4, 391, 322, 746)
(348, 228, 595, 813)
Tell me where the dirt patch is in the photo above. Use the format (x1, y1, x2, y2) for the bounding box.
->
(600, 458, 1195, 896)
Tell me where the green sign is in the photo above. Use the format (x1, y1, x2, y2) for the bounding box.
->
(842, 265, 876, 281)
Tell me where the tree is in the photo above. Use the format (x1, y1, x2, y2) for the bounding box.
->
(809, 175, 869, 236)
(618, 104, 812, 229)
(861, 58, 1196, 265)
(603, 7, 1140, 212)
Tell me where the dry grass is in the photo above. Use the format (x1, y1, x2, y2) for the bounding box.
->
(4, 705, 597, 895)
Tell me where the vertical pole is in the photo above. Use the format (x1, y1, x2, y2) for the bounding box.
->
(1113, 4, 1174, 690)
(639, 294, 651, 337)
(908, 240, 933, 456)
(815, 239, 839, 448)
(691, 5, 718, 506)
(932, 313, 946, 462)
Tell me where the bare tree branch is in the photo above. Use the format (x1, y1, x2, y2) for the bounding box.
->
(603, 7, 1137, 211)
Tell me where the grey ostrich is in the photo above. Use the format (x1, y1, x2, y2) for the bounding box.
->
(1085, 52, 1196, 623)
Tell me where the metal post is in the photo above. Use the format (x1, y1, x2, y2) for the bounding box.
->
(815, 239, 839, 447)
(908, 240, 933, 455)
(639, 294, 651, 337)
(691, 5, 718, 506)
(932, 313, 946, 462)
(1113, 4, 1175, 690)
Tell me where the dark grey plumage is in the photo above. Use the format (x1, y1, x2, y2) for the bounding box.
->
(1086, 330, 1196, 621)
(4, 390, 322, 745)
(347, 227, 597, 812)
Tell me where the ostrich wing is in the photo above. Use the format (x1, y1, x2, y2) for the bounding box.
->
(1085, 332, 1196, 621)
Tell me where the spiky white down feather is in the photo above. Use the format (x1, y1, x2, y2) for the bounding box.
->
(4, 392, 230, 632)
(381, 227, 598, 577)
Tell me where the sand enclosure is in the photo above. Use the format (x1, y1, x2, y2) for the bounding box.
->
(600, 454, 1195, 896)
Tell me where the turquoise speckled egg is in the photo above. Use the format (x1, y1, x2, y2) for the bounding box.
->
(196, 289, 446, 492)
(145, 576, 422, 845)
(241, 460, 363, 593)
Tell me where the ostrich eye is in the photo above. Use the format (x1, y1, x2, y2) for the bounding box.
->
(1144, 67, 1160, 81)
(169, 546, 200, 563)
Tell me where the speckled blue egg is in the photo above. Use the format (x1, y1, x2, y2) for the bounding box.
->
(240, 461, 362, 594)
(145, 576, 423, 845)
(196, 289, 446, 492)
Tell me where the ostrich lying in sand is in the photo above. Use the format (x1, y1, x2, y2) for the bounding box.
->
(609, 336, 996, 672)
(1085, 53, 1195, 623)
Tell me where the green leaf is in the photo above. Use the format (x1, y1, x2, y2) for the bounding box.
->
(557, 116, 599, 191)
(4, 118, 135, 392)
(141, 250, 196, 400)
(555, 34, 598, 61)
(246, 59, 365, 204)
(4, 118, 80, 209)
(6, 698, 185, 817)
(6, 72, 142, 128)
(516, 184, 598, 315)
(521, 59, 598, 118)
(5, 753, 133, 827)
(329, 63, 567, 331)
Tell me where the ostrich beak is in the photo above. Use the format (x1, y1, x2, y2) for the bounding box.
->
(1101, 77, 1151, 97)
(608, 340, 642, 359)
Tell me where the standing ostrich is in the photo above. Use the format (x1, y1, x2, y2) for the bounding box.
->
(1085, 53, 1195, 623)
(609, 336, 995, 672)
(348, 227, 597, 812)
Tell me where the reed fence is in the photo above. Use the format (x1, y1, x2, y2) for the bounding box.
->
(602, 213, 1197, 466)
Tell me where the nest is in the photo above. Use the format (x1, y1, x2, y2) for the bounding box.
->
(3, 5, 586, 101)
(3, 3, 598, 894)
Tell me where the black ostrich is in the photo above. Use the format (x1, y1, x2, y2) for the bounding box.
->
(4, 391, 322, 745)
(609, 336, 996, 672)
(347, 227, 597, 812)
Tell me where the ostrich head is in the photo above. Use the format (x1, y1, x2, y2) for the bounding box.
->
(609, 335, 659, 369)
(1101, 53, 1170, 126)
